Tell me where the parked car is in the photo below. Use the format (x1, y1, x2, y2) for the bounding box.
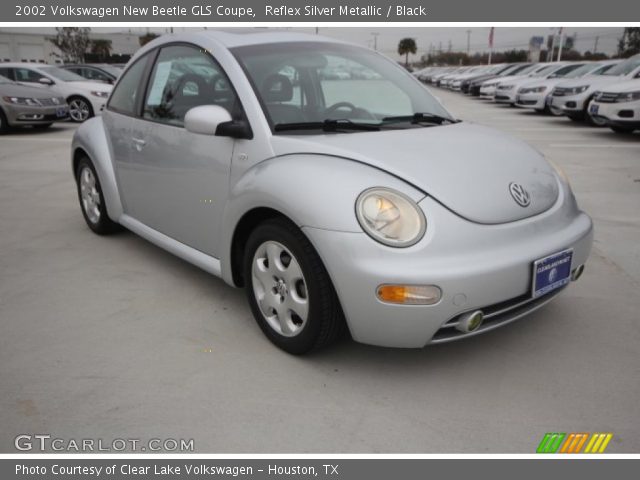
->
(494, 63, 584, 106)
(551, 55, 640, 126)
(0, 62, 112, 122)
(0, 74, 68, 133)
(72, 31, 593, 354)
(468, 63, 533, 96)
(589, 79, 640, 134)
(479, 63, 548, 99)
(61, 64, 123, 84)
(514, 62, 615, 115)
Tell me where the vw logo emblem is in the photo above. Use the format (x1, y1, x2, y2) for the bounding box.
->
(509, 182, 531, 207)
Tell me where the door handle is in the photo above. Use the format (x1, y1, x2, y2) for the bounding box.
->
(132, 137, 146, 150)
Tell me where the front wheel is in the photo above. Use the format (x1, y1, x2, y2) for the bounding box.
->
(68, 97, 94, 123)
(610, 125, 636, 134)
(75, 157, 120, 235)
(244, 218, 345, 354)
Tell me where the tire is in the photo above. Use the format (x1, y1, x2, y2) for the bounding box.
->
(68, 96, 94, 123)
(610, 125, 636, 134)
(75, 157, 121, 235)
(0, 108, 9, 134)
(32, 123, 52, 130)
(243, 218, 345, 354)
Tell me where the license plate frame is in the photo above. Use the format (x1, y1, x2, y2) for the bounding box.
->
(55, 106, 68, 118)
(532, 248, 573, 298)
(589, 103, 599, 115)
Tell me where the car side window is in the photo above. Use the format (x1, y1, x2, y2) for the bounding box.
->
(84, 68, 110, 82)
(0, 67, 12, 80)
(142, 45, 240, 127)
(108, 55, 150, 116)
(13, 68, 46, 83)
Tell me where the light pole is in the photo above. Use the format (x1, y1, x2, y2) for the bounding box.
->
(466, 29, 471, 55)
(371, 32, 379, 51)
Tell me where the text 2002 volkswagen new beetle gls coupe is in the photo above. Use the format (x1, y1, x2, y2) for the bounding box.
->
(71, 32, 593, 354)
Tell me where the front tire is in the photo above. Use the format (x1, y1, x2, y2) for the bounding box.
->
(610, 125, 636, 134)
(68, 96, 94, 123)
(244, 218, 345, 354)
(75, 157, 120, 235)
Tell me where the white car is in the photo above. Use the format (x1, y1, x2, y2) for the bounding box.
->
(514, 61, 617, 115)
(550, 55, 640, 126)
(0, 63, 112, 122)
(479, 63, 548, 99)
(589, 79, 640, 134)
(495, 63, 582, 106)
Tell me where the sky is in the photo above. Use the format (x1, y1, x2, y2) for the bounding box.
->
(2, 26, 625, 59)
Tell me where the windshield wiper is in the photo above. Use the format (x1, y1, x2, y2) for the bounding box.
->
(274, 119, 380, 133)
(381, 112, 459, 125)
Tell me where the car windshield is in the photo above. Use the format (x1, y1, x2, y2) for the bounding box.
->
(39, 66, 86, 82)
(530, 65, 558, 77)
(563, 63, 602, 78)
(96, 65, 123, 77)
(602, 56, 640, 76)
(231, 41, 454, 133)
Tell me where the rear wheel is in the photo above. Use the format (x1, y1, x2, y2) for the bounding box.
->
(244, 218, 345, 354)
(75, 157, 120, 235)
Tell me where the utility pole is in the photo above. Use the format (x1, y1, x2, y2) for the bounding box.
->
(466, 30, 471, 55)
(371, 32, 379, 51)
(448, 40, 452, 52)
(438, 41, 442, 55)
(556, 27, 564, 62)
(593, 36, 599, 53)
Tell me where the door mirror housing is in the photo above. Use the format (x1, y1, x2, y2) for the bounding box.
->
(184, 105, 252, 139)
(38, 77, 54, 86)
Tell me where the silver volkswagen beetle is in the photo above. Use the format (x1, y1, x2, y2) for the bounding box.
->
(71, 31, 593, 354)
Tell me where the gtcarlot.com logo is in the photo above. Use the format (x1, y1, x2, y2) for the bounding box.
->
(14, 435, 194, 452)
(537, 432, 613, 453)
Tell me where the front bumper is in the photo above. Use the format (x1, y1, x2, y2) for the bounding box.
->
(495, 89, 517, 103)
(550, 92, 589, 114)
(303, 186, 593, 348)
(515, 92, 547, 110)
(591, 99, 640, 128)
(3, 103, 68, 125)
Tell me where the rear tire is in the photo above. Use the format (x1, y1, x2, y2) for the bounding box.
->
(75, 157, 121, 235)
(243, 218, 345, 354)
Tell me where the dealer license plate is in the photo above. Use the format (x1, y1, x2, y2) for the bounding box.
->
(532, 249, 573, 298)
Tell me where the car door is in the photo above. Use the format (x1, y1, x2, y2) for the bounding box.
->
(117, 44, 239, 258)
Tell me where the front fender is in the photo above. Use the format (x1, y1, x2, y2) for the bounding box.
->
(219, 154, 425, 285)
(71, 117, 123, 223)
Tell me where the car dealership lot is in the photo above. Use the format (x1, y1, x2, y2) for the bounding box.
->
(1, 91, 639, 453)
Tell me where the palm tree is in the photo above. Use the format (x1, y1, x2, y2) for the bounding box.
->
(398, 38, 417, 67)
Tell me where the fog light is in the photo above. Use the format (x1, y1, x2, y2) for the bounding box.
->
(571, 264, 585, 281)
(456, 310, 484, 333)
(376, 284, 441, 305)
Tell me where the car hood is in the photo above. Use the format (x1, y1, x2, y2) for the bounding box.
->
(519, 77, 568, 90)
(0, 82, 63, 99)
(556, 75, 624, 90)
(598, 79, 640, 93)
(270, 123, 559, 224)
(66, 80, 112, 92)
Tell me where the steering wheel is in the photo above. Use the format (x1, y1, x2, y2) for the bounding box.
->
(324, 102, 376, 120)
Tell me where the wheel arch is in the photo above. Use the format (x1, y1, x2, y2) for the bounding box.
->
(71, 118, 123, 222)
(220, 154, 425, 287)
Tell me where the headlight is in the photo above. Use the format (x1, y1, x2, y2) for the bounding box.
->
(520, 86, 546, 94)
(356, 187, 426, 247)
(615, 90, 640, 102)
(2, 96, 40, 106)
(568, 85, 589, 95)
(90, 91, 109, 98)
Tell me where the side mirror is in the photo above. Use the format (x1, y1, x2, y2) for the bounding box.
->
(38, 77, 54, 86)
(184, 105, 252, 139)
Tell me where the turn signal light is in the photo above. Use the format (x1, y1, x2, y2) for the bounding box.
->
(376, 285, 442, 305)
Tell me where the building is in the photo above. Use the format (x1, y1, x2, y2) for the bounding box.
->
(0, 29, 141, 64)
